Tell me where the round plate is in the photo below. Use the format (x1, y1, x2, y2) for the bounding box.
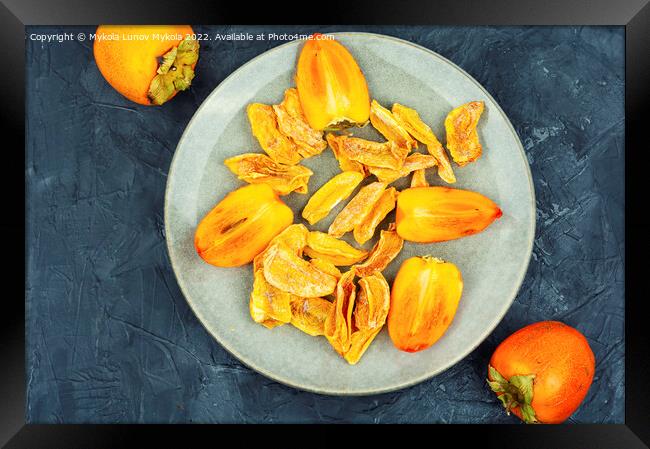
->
(165, 33, 535, 395)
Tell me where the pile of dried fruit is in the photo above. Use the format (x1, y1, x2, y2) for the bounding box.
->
(194, 34, 502, 365)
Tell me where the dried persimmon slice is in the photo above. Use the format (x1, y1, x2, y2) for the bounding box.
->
(328, 181, 387, 238)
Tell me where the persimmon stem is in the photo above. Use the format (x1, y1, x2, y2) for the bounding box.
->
(148, 36, 199, 105)
(487, 365, 539, 424)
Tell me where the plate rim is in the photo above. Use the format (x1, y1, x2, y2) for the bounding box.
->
(164, 31, 537, 396)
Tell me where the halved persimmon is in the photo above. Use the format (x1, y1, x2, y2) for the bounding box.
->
(194, 184, 293, 267)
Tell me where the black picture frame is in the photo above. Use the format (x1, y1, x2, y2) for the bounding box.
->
(5, 0, 649, 446)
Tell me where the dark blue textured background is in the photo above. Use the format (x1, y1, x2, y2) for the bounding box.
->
(26, 26, 624, 423)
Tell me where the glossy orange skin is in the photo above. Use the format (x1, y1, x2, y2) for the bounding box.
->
(295, 33, 370, 130)
(93, 25, 195, 105)
(388, 256, 463, 352)
(194, 184, 293, 267)
(395, 186, 502, 243)
(489, 321, 596, 424)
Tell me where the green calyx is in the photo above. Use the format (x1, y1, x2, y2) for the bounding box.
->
(487, 365, 539, 424)
(147, 36, 199, 105)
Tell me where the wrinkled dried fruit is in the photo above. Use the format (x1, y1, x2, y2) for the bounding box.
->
(224, 153, 313, 195)
(249, 224, 309, 329)
(263, 242, 337, 297)
(247, 103, 302, 165)
(354, 224, 404, 277)
(410, 169, 429, 187)
(302, 171, 364, 225)
(270, 223, 309, 256)
(426, 141, 456, 184)
(396, 186, 502, 243)
(370, 100, 417, 150)
(391, 103, 436, 144)
(249, 301, 284, 329)
(392, 103, 456, 183)
(305, 231, 368, 266)
(353, 273, 390, 332)
(367, 153, 437, 184)
(344, 272, 390, 364)
(273, 88, 327, 159)
(327, 133, 368, 175)
(249, 253, 293, 329)
(326, 134, 408, 170)
(194, 184, 293, 267)
(309, 258, 342, 279)
(388, 256, 463, 352)
(324, 270, 390, 365)
(324, 270, 357, 355)
(296, 34, 370, 130)
(328, 181, 387, 237)
(445, 101, 485, 166)
(353, 187, 397, 245)
(290, 297, 333, 336)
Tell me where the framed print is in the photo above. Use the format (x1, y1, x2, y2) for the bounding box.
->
(4, 0, 649, 446)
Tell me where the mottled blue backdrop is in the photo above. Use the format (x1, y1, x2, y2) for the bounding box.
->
(26, 26, 624, 423)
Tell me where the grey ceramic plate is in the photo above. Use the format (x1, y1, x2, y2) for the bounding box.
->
(165, 33, 535, 395)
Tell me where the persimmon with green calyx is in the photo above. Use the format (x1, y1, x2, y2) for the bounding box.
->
(487, 321, 595, 424)
(93, 25, 199, 105)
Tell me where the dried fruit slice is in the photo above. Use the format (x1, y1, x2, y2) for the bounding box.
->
(370, 100, 418, 150)
(270, 223, 309, 256)
(388, 256, 463, 352)
(367, 153, 437, 184)
(326, 134, 408, 170)
(345, 272, 391, 364)
(328, 181, 387, 237)
(353, 187, 398, 245)
(444, 101, 485, 166)
(392, 103, 456, 183)
(354, 224, 404, 277)
(411, 169, 429, 187)
(345, 328, 382, 364)
(324, 270, 357, 355)
(309, 258, 342, 279)
(224, 153, 313, 195)
(353, 273, 391, 332)
(302, 171, 364, 225)
(290, 296, 333, 336)
(327, 134, 368, 175)
(273, 88, 327, 159)
(305, 231, 369, 266)
(194, 184, 293, 267)
(395, 186, 502, 242)
(263, 242, 337, 297)
(391, 104, 437, 144)
(249, 253, 293, 328)
(426, 141, 456, 184)
(247, 103, 302, 165)
(278, 86, 303, 118)
(249, 302, 284, 329)
(249, 224, 309, 328)
(296, 34, 370, 130)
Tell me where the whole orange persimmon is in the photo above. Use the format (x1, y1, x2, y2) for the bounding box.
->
(93, 25, 198, 105)
(488, 321, 595, 424)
